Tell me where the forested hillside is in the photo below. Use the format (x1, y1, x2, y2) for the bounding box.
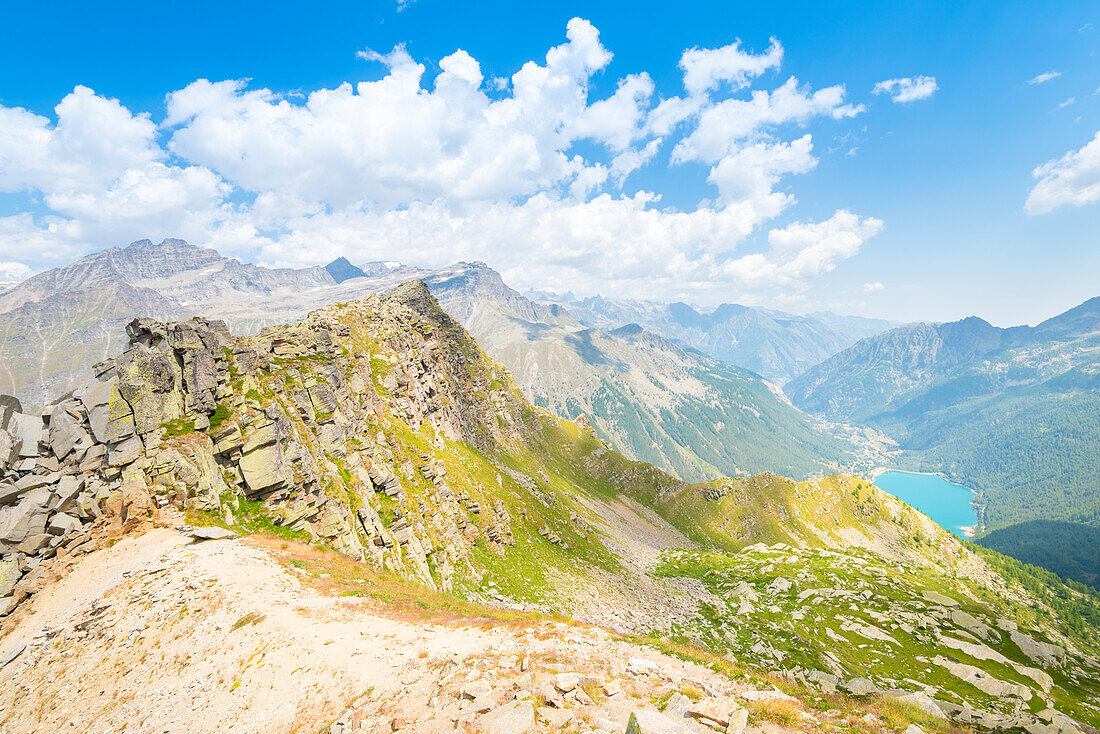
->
(977, 521, 1100, 590)
(787, 298, 1100, 532)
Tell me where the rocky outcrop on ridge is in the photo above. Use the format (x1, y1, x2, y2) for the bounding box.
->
(0, 281, 526, 620)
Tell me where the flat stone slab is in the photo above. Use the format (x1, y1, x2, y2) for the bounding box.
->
(188, 526, 238, 541)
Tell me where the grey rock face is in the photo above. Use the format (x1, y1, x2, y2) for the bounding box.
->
(625, 709, 690, 734)
(77, 378, 136, 444)
(844, 677, 879, 696)
(0, 498, 48, 546)
(47, 512, 82, 536)
(1010, 630, 1066, 668)
(9, 412, 45, 459)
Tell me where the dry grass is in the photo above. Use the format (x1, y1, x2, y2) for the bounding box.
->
(232, 612, 266, 631)
(747, 699, 803, 727)
(247, 535, 549, 627)
(678, 682, 705, 702)
(870, 697, 959, 734)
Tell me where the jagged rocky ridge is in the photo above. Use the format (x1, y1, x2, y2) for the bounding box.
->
(1, 239, 858, 486)
(1, 282, 1098, 733)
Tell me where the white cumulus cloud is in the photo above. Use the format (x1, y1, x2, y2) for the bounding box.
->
(0, 18, 879, 304)
(718, 210, 882, 291)
(1025, 131, 1100, 214)
(872, 76, 938, 103)
(679, 38, 783, 97)
(0, 260, 32, 282)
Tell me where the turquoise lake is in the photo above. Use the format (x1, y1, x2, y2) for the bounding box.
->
(873, 471, 978, 537)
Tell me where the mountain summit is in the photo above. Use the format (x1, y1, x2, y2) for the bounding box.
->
(324, 256, 368, 283)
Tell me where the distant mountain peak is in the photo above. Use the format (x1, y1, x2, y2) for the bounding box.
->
(124, 237, 200, 252)
(610, 323, 644, 338)
(324, 257, 367, 284)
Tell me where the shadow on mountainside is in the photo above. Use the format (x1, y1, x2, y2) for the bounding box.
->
(977, 520, 1100, 589)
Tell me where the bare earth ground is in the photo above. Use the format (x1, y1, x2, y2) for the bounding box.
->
(0, 527, 805, 734)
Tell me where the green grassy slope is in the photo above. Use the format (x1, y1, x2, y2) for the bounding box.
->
(168, 284, 1100, 726)
(433, 272, 855, 483)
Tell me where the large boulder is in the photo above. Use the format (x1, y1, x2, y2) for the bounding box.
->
(8, 411, 45, 458)
(0, 555, 21, 597)
(108, 435, 144, 467)
(689, 697, 747, 730)
(934, 656, 1032, 699)
(210, 421, 244, 455)
(1010, 630, 1066, 668)
(77, 378, 136, 444)
(477, 701, 534, 734)
(115, 347, 185, 435)
(306, 381, 338, 415)
(625, 709, 694, 734)
(0, 495, 49, 549)
(239, 420, 293, 496)
(0, 394, 20, 428)
(898, 691, 946, 719)
(51, 475, 84, 512)
(48, 401, 94, 460)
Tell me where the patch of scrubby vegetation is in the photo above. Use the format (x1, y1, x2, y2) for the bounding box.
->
(161, 418, 197, 437)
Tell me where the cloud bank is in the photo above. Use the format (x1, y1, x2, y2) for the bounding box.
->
(0, 18, 881, 303)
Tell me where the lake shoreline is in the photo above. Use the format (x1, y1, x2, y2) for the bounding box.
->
(871, 468, 982, 538)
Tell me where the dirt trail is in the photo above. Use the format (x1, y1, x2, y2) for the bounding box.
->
(0, 528, 772, 734)
(0, 530, 515, 732)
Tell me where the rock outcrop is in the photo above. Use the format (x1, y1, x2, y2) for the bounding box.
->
(0, 283, 532, 621)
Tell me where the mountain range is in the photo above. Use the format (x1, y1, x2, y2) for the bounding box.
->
(0, 239, 435, 409)
(532, 292, 897, 384)
(0, 240, 862, 483)
(6, 238, 1098, 589)
(424, 263, 855, 481)
(786, 299, 1100, 536)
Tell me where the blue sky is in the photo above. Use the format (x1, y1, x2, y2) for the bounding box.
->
(0, 0, 1097, 325)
